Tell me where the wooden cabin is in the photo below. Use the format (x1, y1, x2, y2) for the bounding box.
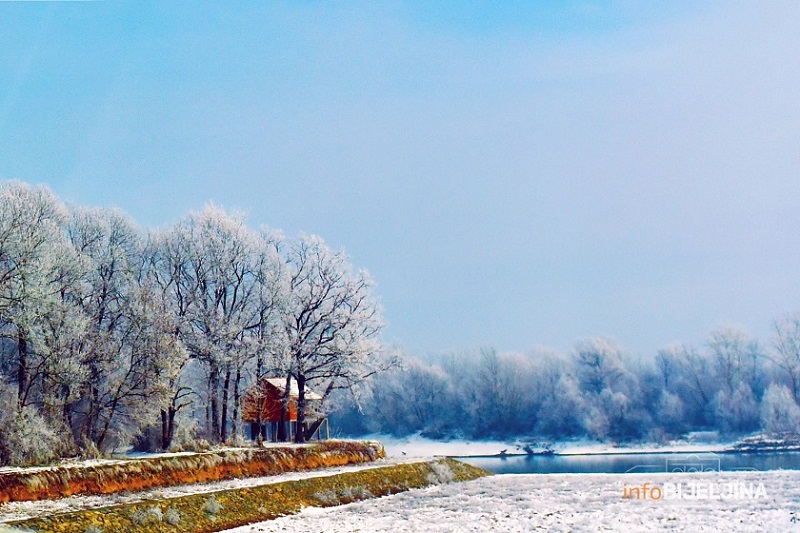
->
(241, 377, 329, 441)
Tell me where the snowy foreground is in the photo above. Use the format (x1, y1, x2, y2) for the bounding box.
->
(221, 470, 800, 532)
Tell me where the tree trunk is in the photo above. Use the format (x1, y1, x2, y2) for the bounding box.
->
(255, 355, 263, 445)
(168, 407, 176, 446)
(82, 364, 102, 447)
(161, 409, 169, 450)
(209, 361, 221, 442)
(16, 329, 27, 409)
(295, 373, 306, 443)
(221, 364, 232, 443)
(231, 366, 242, 442)
(160, 405, 178, 451)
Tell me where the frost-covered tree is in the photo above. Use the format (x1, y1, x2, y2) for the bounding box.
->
(771, 315, 800, 403)
(281, 234, 384, 442)
(537, 374, 586, 437)
(0, 182, 76, 408)
(138, 238, 194, 451)
(242, 229, 288, 442)
(713, 381, 760, 434)
(574, 337, 626, 395)
(707, 326, 761, 396)
(760, 383, 800, 434)
(654, 390, 686, 435)
(467, 348, 528, 437)
(672, 344, 715, 427)
(0, 383, 64, 466)
(368, 357, 453, 436)
(655, 345, 681, 390)
(67, 207, 176, 451)
(152, 205, 259, 443)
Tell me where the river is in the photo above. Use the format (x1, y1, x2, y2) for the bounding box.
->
(459, 451, 800, 474)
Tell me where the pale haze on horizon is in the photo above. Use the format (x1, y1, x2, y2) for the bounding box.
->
(1, 1, 799, 358)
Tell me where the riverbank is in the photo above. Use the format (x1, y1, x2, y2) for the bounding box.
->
(373, 434, 737, 458)
(5, 458, 489, 532)
(0, 441, 383, 503)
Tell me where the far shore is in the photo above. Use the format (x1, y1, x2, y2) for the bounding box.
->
(372, 433, 800, 459)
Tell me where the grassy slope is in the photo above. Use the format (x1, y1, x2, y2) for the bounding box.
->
(8, 458, 491, 533)
(0, 441, 383, 503)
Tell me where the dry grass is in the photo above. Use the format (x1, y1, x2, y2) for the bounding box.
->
(7, 458, 490, 533)
(0, 441, 383, 503)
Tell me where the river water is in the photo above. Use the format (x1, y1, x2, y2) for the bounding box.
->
(459, 451, 800, 474)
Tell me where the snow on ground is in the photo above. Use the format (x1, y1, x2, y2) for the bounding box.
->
(554, 440, 732, 456)
(376, 435, 518, 458)
(221, 470, 800, 532)
(374, 434, 734, 458)
(0, 443, 322, 475)
(0, 456, 419, 523)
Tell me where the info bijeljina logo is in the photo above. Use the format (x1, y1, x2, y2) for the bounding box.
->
(621, 453, 767, 501)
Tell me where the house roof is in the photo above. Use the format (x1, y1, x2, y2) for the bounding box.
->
(263, 377, 323, 401)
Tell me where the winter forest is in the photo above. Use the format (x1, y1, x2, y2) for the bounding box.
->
(0, 180, 386, 466)
(4, 180, 800, 468)
(337, 332, 800, 443)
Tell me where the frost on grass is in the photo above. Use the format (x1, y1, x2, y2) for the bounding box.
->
(426, 461, 455, 484)
(164, 507, 181, 526)
(130, 506, 163, 525)
(313, 489, 340, 505)
(313, 485, 373, 505)
(0, 526, 36, 533)
(204, 495, 223, 515)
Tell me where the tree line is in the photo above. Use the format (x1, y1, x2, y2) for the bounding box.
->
(0, 181, 385, 465)
(336, 325, 800, 443)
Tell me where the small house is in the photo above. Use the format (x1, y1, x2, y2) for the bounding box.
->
(241, 377, 328, 441)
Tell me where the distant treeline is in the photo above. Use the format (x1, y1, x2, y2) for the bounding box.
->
(334, 326, 800, 442)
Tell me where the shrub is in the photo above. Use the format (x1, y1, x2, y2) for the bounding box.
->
(79, 440, 103, 461)
(761, 383, 800, 433)
(130, 506, 163, 525)
(0, 404, 63, 467)
(177, 438, 213, 453)
(203, 495, 222, 515)
(164, 507, 181, 526)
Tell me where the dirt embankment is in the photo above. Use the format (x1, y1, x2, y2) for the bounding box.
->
(0, 440, 383, 503)
(7, 458, 490, 533)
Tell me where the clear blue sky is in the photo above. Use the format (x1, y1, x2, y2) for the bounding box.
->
(2, 1, 799, 357)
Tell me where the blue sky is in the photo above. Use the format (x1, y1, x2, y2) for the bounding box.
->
(2, 1, 799, 357)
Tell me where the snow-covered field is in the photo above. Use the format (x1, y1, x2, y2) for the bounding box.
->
(222, 470, 800, 532)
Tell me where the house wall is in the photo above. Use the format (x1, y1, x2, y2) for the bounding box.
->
(241, 382, 299, 422)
